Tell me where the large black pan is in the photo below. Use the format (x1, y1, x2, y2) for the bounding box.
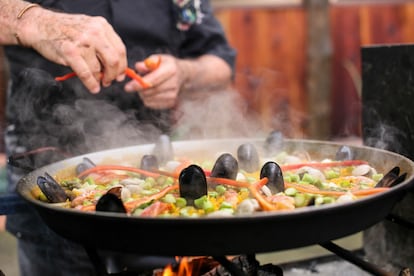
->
(15, 138, 414, 256)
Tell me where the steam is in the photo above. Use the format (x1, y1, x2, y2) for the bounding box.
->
(364, 124, 405, 152)
(171, 89, 265, 140)
(8, 68, 163, 158)
(8, 67, 306, 164)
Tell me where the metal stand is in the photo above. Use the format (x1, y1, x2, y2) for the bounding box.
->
(319, 241, 394, 276)
(386, 213, 414, 230)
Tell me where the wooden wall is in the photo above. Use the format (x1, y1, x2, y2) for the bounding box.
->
(214, 1, 414, 139)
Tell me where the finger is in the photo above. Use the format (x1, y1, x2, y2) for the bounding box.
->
(134, 61, 149, 75)
(92, 18, 127, 85)
(66, 51, 101, 93)
(124, 79, 145, 93)
(96, 40, 127, 86)
(138, 90, 177, 109)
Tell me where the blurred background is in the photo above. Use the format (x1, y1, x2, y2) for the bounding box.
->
(2, 0, 414, 275)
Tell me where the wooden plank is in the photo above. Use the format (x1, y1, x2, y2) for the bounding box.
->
(215, 2, 414, 139)
(305, 0, 332, 139)
(214, 7, 308, 137)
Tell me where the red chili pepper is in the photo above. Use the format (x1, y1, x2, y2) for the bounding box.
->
(54, 72, 77, 82)
(55, 67, 152, 89)
(280, 160, 368, 171)
(144, 56, 161, 71)
(124, 68, 152, 89)
(77, 165, 161, 179)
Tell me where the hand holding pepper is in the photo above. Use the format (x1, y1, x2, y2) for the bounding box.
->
(124, 54, 188, 110)
(6, 1, 127, 93)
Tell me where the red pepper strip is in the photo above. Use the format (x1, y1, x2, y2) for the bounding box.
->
(124, 183, 179, 213)
(247, 178, 283, 211)
(285, 182, 390, 197)
(280, 160, 368, 171)
(144, 56, 161, 71)
(77, 165, 161, 179)
(124, 67, 152, 89)
(54, 67, 152, 89)
(79, 204, 96, 212)
(54, 72, 77, 81)
(208, 177, 280, 211)
(352, 187, 390, 196)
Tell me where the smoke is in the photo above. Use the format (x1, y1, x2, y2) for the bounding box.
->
(7, 68, 163, 161)
(364, 124, 405, 152)
(171, 88, 266, 140)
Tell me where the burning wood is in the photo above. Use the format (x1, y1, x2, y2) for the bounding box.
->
(153, 255, 283, 276)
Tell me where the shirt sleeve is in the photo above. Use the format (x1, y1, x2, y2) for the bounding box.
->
(175, 0, 237, 74)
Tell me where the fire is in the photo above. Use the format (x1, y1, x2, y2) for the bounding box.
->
(160, 256, 215, 276)
(162, 257, 193, 276)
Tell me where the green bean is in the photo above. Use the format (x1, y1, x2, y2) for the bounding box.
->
(215, 185, 226, 195)
(175, 197, 187, 208)
(301, 173, 316, 184)
(179, 206, 199, 217)
(325, 169, 339, 179)
(284, 187, 297, 196)
(372, 173, 384, 182)
(162, 194, 176, 204)
(220, 201, 233, 210)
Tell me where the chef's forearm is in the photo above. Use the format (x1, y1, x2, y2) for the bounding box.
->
(0, 0, 42, 45)
(178, 55, 233, 94)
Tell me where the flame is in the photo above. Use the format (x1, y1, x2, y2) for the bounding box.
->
(161, 257, 198, 276)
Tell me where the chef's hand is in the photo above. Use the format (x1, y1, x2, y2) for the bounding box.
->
(124, 54, 184, 110)
(124, 54, 233, 110)
(16, 5, 127, 93)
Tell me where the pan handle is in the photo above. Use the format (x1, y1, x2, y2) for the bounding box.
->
(7, 146, 72, 172)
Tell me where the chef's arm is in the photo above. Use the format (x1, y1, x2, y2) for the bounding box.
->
(0, 0, 31, 46)
(0, 0, 127, 93)
(177, 54, 233, 94)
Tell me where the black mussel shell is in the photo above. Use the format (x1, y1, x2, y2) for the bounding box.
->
(375, 166, 407, 188)
(152, 134, 174, 165)
(210, 153, 239, 180)
(106, 186, 123, 198)
(75, 157, 96, 175)
(37, 172, 69, 203)
(260, 161, 284, 194)
(96, 193, 126, 213)
(140, 154, 159, 172)
(264, 130, 284, 155)
(237, 143, 260, 173)
(179, 164, 208, 206)
(335, 145, 354, 161)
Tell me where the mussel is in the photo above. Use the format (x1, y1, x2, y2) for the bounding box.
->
(37, 172, 69, 203)
(237, 143, 260, 173)
(375, 166, 407, 188)
(95, 193, 126, 213)
(140, 154, 159, 172)
(75, 157, 96, 175)
(210, 153, 239, 180)
(179, 164, 207, 206)
(264, 130, 284, 156)
(152, 134, 174, 165)
(260, 161, 285, 194)
(335, 145, 355, 161)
